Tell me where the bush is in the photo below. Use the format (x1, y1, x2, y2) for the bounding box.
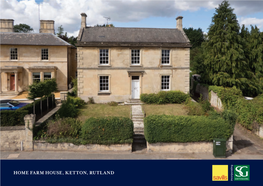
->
(67, 96, 85, 108)
(235, 95, 263, 130)
(108, 101, 118, 106)
(140, 91, 189, 104)
(57, 101, 78, 118)
(209, 86, 243, 109)
(81, 117, 133, 144)
(0, 110, 28, 126)
(88, 97, 95, 104)
(144, 113, 236, 143)
(47, 117, 82, 138)
(184, 98, 204, 116)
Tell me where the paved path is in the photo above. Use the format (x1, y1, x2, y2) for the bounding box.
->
(131, 105, 144, 135)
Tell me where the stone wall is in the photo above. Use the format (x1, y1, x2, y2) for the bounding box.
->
(0, 114, 35, 151)
(34, 141, 132, 152)
(210, 90, 223, 110)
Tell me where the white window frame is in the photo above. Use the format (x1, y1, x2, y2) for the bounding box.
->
(99, 75, 110, 92)
(161, 75, 170, 91)
(33, 72, 41, 83)
(44, 72, 52, 80)
(131, 49, 141, 65)
(99, 49, 109, 65)
(41, 48, 49, 60)
(10, 48, 18, 60)
(161, 49, 170, 65)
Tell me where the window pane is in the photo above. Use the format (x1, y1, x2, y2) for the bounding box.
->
(10, 48, 17, 60)
(131, 49, 140, 64)
(161, 50, 170, 64)
(44, 72, 51, 80)
(33, 72, 40, 83)
(41, 49, 48, 60)
(100, 76, 109, 91)
(161, 76, 170, 90)
(100, 49, 109, 64)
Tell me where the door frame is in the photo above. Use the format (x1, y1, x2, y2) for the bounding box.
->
(10, 74, 15, 91)
(131, 76, 140, 99)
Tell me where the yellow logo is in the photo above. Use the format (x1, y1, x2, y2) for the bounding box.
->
(212, 165, 228, 181)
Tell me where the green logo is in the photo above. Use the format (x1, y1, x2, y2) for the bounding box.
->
(234, 165, 250, 181)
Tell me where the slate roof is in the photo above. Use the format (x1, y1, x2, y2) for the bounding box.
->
(0, 32, 71, 46)
(78, 27, 191, 47)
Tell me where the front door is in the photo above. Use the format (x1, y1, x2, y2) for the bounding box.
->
(131, 76, 140, 99)
(10, 75, 15, 91)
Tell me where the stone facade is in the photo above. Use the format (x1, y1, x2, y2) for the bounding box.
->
(77, 47, 190, 103)
(0, 19, 77, 93)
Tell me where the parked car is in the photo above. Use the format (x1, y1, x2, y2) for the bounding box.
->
(0, 100, 28, 110)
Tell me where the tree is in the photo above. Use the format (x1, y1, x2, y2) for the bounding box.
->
(183, 27, 205, 49)
(201, 0, 247, 89)
(27, 82, 45, 115)
(57, 25, 64, 36)
(14, 24, 33, 33)
(56, 25, 77, 46)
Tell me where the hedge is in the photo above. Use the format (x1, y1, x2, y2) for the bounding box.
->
(208, 86, 243, 109)
(235, 94, 263, 130)
(0, 110, 29, 126)
(81, 117, 133, 144)
(144, 110, 236, 143)
(140, 91, 189, 104)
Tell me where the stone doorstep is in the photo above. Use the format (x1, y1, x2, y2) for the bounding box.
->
(132, 119, 144, 122)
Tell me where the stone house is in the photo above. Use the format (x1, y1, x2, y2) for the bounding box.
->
(77, 13, 191, 103)
(0, 19, 77, 95)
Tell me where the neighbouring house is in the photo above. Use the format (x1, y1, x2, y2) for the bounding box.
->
(0, 19, 77, 95)
(77, 13, 191, 103)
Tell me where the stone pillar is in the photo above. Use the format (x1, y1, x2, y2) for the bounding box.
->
(24, 114, 35, 151)
(15, 72, 18, 92)
(0, 72, 2, 93)
(40, 72, 44, 81)
(51, 71, 55, 79)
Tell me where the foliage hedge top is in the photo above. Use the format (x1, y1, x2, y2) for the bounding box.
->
(140, 91, 189, 104)
(144, 110, 236, 143)
(81, 117, 134, 144)
(208, 86, 243, 108)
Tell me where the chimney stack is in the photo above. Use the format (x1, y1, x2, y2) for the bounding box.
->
(81, 13, 87, 28)
(39, 20, 55, 34)
(0, 19, 14, 32)
(176, 16, 183, 30)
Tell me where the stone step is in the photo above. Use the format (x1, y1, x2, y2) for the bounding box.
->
(132, 114, 144, 117)
(134, 127, 144, 132)
(132, 118, 144, 122)
(124, 102, 143, 105)
(133, 138, 146, 144)
(129, 99, 141, 103)
(134, 131, 144, 135)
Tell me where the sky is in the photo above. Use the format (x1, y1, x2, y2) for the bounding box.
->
(0, 0, 263, 37)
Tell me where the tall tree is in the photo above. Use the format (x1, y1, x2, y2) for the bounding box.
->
(201, 0, 247, 89)
(183, 27, 205, 49)
(14, 24, 33, 33)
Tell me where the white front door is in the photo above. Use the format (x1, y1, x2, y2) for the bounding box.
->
(132, 76, 140, 99)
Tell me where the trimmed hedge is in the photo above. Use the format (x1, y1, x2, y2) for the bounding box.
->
(0, 110, 29, 126)
(140, 91, 189, 104)
(81, 117, 133, 144)
(144, 110, 236, 143)
(208, 86, 243, 109)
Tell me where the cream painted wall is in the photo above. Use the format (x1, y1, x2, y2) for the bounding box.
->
(0, 45, 74, 91)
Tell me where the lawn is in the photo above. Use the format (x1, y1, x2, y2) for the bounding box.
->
(78, 104, 131, 122)
(142, 104, 188, 116)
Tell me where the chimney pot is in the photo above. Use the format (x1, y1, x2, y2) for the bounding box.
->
(81, 13, 87, 28)
(39, 20, 55, 34)
(0, 19, 14, 32)
(176, 16, 183, 30)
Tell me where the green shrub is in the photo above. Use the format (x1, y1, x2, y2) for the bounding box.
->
(58, 101, 78, 118)
(0, 110, 28, 126)
(108, 101, 118, 106)
(47, 117, 82, 138)
(81, 117, 133, 144)
(184, 98, 205, 116)
(209, 86, 243, 109)
(140, 91, 189, 104)
(235, 95, 263, 130)
(144, 114, 236, 143)
(67, 96, 85, 108)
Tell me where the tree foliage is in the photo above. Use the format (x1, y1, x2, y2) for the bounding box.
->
(56, 25, 77, 46)
(183, 27, 205, 49)
(14, 24, 33, 33)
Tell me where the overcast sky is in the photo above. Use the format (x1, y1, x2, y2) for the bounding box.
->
(1, 0, 263, 37)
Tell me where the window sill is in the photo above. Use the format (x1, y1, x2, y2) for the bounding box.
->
(98, 92, 111, 95)
(98, 65, 111, 67)
(160, 65, 172, 67)
(130, 65, 143, 67)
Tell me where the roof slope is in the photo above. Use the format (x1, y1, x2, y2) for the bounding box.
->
(78, 27, 191, 47)
(0, 32, 71, 46)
